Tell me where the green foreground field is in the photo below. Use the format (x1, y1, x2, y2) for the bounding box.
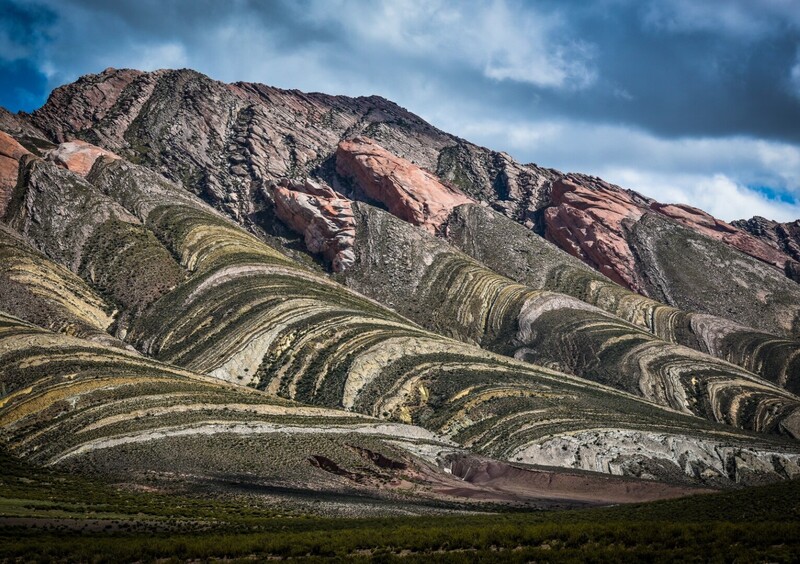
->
(1, 451, 799, 563)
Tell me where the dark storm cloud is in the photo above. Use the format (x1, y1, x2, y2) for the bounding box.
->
(2, 0, 800, 220)
(518, 2, 800, 141)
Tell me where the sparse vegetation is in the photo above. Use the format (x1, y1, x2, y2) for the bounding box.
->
(1, 451, 799, 562)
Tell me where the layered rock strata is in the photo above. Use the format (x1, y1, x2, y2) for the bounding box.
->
(0, 224, 124, 349)
(76, 156, 800, 486)
(324, 138, 800, 390)
(325, 201, 800, 438)
(733, 216, 800, 280)
(2, 68, 800, 496)
(446, 204, 800, 393)
(544, 177, 649, 291)
(0, 131, 30, 217)
(0, 313, 501, 514)
(544, 175, 800, 337)
(21, 66, 800, 294)
(4, 155, 185, 336)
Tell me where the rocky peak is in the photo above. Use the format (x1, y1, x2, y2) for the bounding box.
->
(335, 137, 474, 234)
(733, 216, 800, 278)
(30, 67, 154, 144)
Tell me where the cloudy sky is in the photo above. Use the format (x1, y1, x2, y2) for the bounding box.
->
(2, 0, 800, 221)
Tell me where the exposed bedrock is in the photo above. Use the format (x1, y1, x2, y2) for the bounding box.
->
(733, 216, 800, 282)
(334, 202, 800, 439)
(1, 313, 513, 514)
(543, 175, 800, 338)
(446, 204, 800, 393)
(0, 223, 128, 349)
(544, 175, 800, 290)
(25, 68, 558, 230)
(651, 202, 791, 272)
(544, 176, 648, 291)
(3, 156, 185, 336)
(335, 137, 474, 234)
(4, 155, 140, 271)
(324, 140, 800, 390)
(80, 156, 800, 487)
(269, 178, 356, 272)
(16, 67, 800, 299)
(46, 139, 120, 176)
(629, 213, 800, 339)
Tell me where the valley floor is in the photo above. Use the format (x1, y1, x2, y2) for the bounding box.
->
(1, 451, 798, 563)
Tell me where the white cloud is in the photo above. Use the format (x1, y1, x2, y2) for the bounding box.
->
(791, 48, 800, 98)
(598, 169, 800, 222)
(305, 0, 596, 89)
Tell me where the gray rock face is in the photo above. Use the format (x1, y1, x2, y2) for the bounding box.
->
(25, 68, 556, 230)
(629, 213, 800, 338)
(445, 203, 800, 393)
(5, 156, 140, 271)
(733, 216, 800, 282)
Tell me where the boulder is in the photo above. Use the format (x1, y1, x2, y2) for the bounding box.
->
(46, 139, 120, 176)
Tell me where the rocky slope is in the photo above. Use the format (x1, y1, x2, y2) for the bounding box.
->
(2, 68, 800, 511)
(2, 143, 797, 489)
(0, 132, 30, 218)
(544, 175, 800, 336)
(270, 178, 800, 436)
(316, 137, 800, 391)
(733, 216, 800, 279)
(335, 137, 474, 233)
(0, 313, 483, 515)
(446, 204, 800, 394)
(20, 68, 800, 295)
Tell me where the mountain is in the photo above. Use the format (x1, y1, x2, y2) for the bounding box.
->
(1, 68, 800, 516)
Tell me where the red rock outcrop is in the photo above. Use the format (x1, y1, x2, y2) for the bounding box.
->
(46, 140, 120, 177)
(545, 174, 800, 292)
(651, 202, 789, 271)
(544, 176, 647, 291)
(270, 178, 356, 272)
(335, 137, 474, 234)
(0, 131, 31, 218)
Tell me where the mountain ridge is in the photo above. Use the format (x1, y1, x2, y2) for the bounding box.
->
(2, 67, 800, 515)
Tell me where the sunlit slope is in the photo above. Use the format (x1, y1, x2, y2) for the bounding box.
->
(77, 157, 800, 486)
(0, 313, 465, 507)
(0, 223, 126, 349)
(335, 202, 800, 439)
(446, 204, 800, 393)
(3, 156, 186, 338)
